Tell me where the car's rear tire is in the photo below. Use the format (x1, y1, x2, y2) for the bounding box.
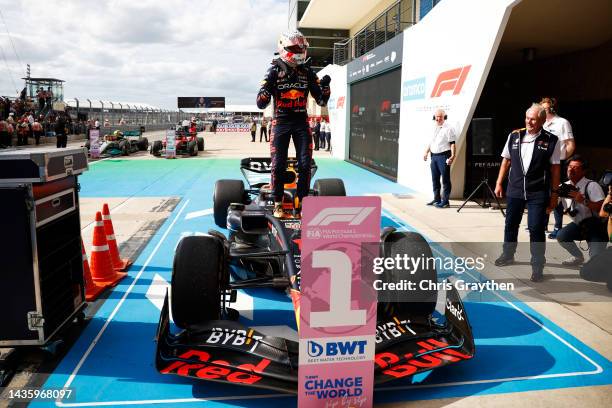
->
(197, 137, 204, 151)
(378, 231, 438, 318)
(188, 140, 197, 156)
(314, 178, 346, 196)
(171, 235, 225, 329)
(138, 137, 149, 151)
(119, 140, 129, 156)
(151, 140, 162, 156)
(213, 180, 245, 228)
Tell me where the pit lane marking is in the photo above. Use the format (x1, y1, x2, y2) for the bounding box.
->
(184, 207, 213, 220)
(378, 210, 603, 392)
(56, 199, 190, 407)
(53, 206, 604, 406)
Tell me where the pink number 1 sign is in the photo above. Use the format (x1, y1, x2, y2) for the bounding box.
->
(299, 196, 380, 408)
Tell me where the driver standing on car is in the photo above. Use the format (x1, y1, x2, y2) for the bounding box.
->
(256, 30, 331, 217)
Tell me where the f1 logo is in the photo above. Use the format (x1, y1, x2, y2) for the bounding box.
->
(337, 96, 345, 109)
(431, 65, 471, 98)
(308, 207, 375, 226)
(380, 100, 391, 112)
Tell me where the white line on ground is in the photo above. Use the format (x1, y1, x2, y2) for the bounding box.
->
(56, 199, 190, 407)
(53, 207, 605, 407)
(377, 210, 603, 392)
(184, 207, 213, 220)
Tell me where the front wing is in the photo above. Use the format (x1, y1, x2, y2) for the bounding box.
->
(155, 286, 475, 393)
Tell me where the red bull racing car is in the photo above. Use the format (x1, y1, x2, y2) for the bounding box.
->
(155, 157, 475, 392)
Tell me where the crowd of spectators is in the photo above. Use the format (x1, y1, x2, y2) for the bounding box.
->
(0, 95, 90, 148)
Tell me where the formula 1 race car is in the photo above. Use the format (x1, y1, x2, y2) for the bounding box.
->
(85, 129, 149, 156)
(155, 157, 475, 392)
(150, 129, 204, 157)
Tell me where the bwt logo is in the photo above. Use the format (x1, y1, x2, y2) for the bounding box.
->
(307, 340, 367, 358)
(403, 77, 426, 101)
(308, 207, 375, 226)
(431, 65, 471, 98)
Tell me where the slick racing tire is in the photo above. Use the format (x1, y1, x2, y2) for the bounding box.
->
(378, 231, 438, 318)
(213, 179, 245, 228)
(119, 140, 129, 156)
(188, 140, 197, 156)
(151, 140, 162, 156)
(171, 235, 226, 329)
(314, 178, 346, 196)
(138, 137, 149, 151)
(197, 137, 204, 151)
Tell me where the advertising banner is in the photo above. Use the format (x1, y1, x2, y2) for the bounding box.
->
(216, 123, 251, 132)
(89, 129, 100, 158)
(299, 196, 380, 408)
(396, 0, 519, 195)
(347, 32, 403, 84)
(177, 97, 225, 109)
(349, 68, 401, 179)
(165, 130, 176, 158)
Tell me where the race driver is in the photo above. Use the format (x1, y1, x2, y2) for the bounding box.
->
(256, 30, 331, 217)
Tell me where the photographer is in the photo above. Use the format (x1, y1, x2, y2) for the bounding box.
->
(555, 156, 607, 265)
(579, 172, 612, 290)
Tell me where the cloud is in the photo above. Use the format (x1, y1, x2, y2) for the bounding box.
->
(0, 0, 288, 108)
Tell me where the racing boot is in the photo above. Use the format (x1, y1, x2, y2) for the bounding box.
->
(273, 202, 284, 218)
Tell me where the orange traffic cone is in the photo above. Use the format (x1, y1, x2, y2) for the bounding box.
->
(90, 211, 126, 287)
(102, 203, 131, 271)
(82, 237, 106, 301)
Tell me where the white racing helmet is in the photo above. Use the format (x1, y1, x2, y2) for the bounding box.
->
(278, 30, 308, 66)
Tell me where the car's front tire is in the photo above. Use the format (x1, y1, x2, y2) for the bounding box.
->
(171, 235, 226, 329)
(213, 180, 245, 228)
(151, 140, 162, 156)
(314, 178, 346, 196)
(378, 231, 438, 319)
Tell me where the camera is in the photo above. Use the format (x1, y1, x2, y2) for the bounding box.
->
(556, 183, 578, 198)
(600, 170, 612, 188)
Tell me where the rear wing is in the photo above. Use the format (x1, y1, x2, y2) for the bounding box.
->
(240, 157, 318, 188)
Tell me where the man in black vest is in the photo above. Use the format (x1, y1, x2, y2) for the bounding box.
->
(494, 104, 561, 282)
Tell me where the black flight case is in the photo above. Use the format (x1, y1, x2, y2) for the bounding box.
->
(0, 147, 89, 346)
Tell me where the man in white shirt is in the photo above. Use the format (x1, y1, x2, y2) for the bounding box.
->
(494, 103, 561, 282)
(423, 109, 456, 208)
(555, 155, 607, 265)
(540, 97, 576, 238)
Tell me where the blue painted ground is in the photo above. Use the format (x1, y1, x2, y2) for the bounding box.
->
(33, 158, 611, 407)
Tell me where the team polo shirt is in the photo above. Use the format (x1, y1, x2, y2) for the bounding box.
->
(544, 115, 573, 160)
(501, 129, 561, 170)
(429, 123, 456, 154)
(501, 128, 561, 199)
(561, 177, 606, 224)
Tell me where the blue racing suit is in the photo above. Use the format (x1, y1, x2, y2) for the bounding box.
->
(256, 58, 330, 201)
